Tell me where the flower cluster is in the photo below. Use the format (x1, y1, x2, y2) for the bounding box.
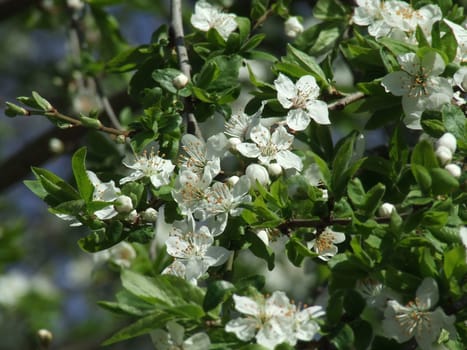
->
(353, 0, 442, 43)
(226, 291, 325, 349)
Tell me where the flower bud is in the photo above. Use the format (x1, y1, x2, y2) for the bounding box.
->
(109, 242, 136, 268)
(141, 208, 158, 222)
(172, 73, 189, 89)
(256, 229, 269, 246)
(114, 195, 133, 213)
(436, 133, 457, 154)
(127, 209, 138, 222)
(228, 137, 242, 150)
(80, 116, 103, 129)
(226, 175, 240, 187)
(284, 16, 304, 38)
(435, 146, 453, 165)
(267, 163, 282, 177)
(246, 164, 270, 186)
(67, 0, 85, 10)
(445, 163, 462, 178)
(115, 135, 127, 144)
(378, 202, 395, 218)
(48, 138, 64, 154)
(37, 329, 53, 348)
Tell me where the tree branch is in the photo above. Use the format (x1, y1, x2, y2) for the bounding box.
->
(328, 91, 365, 111)
(170, 0, 203, 140)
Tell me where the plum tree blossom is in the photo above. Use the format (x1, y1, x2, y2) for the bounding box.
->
(307, 227, 346, 261)
(236, 124, 303, 171)
(381, 51, 452, 129)
(274, 73, 329, 130)
(382, 278, 456, 350)
(120, 150, 175, 188)
(205, 176, 251, 217)
(163, 214, 231, 284)
(86, 170, 120, 220)
(225, 291, 324, 348)
(190, 0, 237, 40)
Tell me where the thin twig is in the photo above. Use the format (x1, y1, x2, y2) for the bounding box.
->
(327, 91, 365, 110)
(170, 0, 203, 140)
(69, 5, 122, 130)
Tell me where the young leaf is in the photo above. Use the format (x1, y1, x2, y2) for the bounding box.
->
(72, 147, 94, 203)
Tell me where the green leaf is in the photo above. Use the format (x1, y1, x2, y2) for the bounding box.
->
(106, 45, 150, 73)
(285, 45, 329, 87)
(203, 280, 235, 312)
(343, 289, 365, 319)
(442, 104, 467, 151)
(78, 221, 125, 252)
(102, 311, 172, 345)
(153, 68, 187, 95)
(411, 140, 438, 169)
(31, 167, 80, 204)
(194, 61, 220, 89)
(411, 164, 432, 195)
(443, 246, 467, 280)
(313, 0, 348, 20)
(311, 152, 331, 188)
(250, 0, 269, 21)
(246, 230, 275, 270)
(418, 247, 438, 278)
(121, 270, 204, 306)
(332, 132, 356, 199)
(31, 91, 52, 111)
(430, 168, 459, 196)
(236, 17, 251, 44)
(363, 183, 386, 216)
(72, 147, 93, 203)
(348, 178, 366, 207)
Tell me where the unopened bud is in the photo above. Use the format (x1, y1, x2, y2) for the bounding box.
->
(246, 163, 270, 186)
(127, 209, 138, 222)
(267, 163, 282, 177)
(256, 229, 269, 246)
(445, 163, 462, 178)
(48, 138, 64, 154)
(67, 0, 85, 10)
(173, 73, 189, 89)
(284, 16, 304, 38)
(228, 137, 242, 150)
(436, 133, 457, 154)
(115, 134, 127, 144)
(378, 202, 396, 218)
(114, 195, 133, 213)
(80, 116, 102, 129)
(226, 175, 240, 187)
(435, 146, 453, 165)
(141, 208, 158, 222)
(37, 329, 53, 348)
(5, 102, 29, 117)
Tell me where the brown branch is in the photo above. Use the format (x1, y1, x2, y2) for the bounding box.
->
(327, 91, 365, 111)
(170, 0, 203, 140)
(0, 91, 137, 193)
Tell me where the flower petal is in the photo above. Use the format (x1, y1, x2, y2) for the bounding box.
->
(286, 109, 311, 131)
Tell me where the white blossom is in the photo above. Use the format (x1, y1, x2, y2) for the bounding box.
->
(163, 213, 230, 284)
(444, 19, 467, 63)
(179, 133, 226, 179)
(226, 291, 324, 348)
(173, 73, 189, 89)
(150, 321, 211, 350)
(307, 227, 345, 261)
(141, 207, 158, 222)
(382, 277, 456, 350)
(205, 176, 251, 217)
(190, 0, 237, 40)
(120, 150, 175, 188)
(353, 0, 391, 38)
(114, 195, 133, 213)
(435, 146, 453, 165)
(284, 16, 304, 38)
(381, 51, 452, 129)
(86, 170, 120, 220)
(93, 241, 137, 268)
(436, 133, 457, 154)
(378, 202, 396, 218)
(236, 124, 303, 171)
(225, 103, 265, 143)
(172, 170, 212, 217)
(275, 73, 330, 130)
(445, 164, 461, 178)
(245, 163, 270, 186)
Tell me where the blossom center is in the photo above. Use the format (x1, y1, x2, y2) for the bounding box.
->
(315, 232, 334, 252)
